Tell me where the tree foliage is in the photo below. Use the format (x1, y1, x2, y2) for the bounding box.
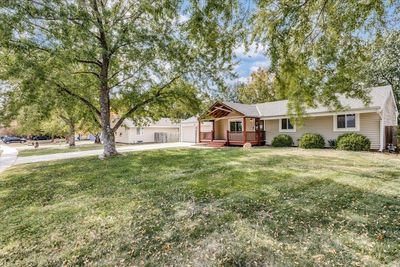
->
(362, 30, 400, 111)
(0, 0, 245, 157)
(236, 67, 282, 104)
(251, 0, 397, 114)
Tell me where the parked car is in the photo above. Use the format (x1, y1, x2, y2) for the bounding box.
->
(3, 136, 27, 144)
(32, 135, 51, 141)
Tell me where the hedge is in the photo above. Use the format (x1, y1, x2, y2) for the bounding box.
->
(271, 134, 293, 147)
(298, 133, 325, 149)
(337, 133, 371, 151)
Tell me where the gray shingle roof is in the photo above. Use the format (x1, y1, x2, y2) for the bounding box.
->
(223, 85, 394, 118)
(222, 101, 261, 117)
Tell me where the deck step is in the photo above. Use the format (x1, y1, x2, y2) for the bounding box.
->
(207, 141, 226, 147)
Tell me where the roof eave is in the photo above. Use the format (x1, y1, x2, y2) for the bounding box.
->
(260, 107, 380, 119)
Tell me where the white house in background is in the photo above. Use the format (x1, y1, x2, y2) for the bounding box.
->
(114, 118, 180, 144)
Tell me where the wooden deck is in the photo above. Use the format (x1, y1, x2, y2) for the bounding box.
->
(200, 131, 266, 147)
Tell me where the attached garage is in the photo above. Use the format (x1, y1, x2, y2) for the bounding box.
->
(181, 125, 196, 142)
(180, 117, 197, 143)
(180, 117, 213, 143)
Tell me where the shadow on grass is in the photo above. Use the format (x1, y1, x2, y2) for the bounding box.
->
(0, 148, 399, 266)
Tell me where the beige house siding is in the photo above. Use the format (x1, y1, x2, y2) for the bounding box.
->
(383, 94, 398, 126)
(359, 113, 381, 149)
(264, 112, 381, 149)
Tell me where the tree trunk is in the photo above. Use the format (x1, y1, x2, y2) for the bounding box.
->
(98, 49, 118, 157)
(94, 133, 101, 144)
(99, 87, 118, 157)
(68, 124, 75, 147)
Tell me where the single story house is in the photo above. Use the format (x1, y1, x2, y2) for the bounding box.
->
(114, 118, 180, 144)
(196, 85, 398, 150)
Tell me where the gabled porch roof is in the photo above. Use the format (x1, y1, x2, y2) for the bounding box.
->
(200, 101, 260, 120)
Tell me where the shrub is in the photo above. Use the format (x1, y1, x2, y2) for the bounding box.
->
(337, 133, 371, 151)
(271, 134, 293, 147)
(298, 133, 325, 149)
(328, 139, 337, 148)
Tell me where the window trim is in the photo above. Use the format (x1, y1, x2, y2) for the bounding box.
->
(333, 113, 360, 132)
(279, 118, 296, 133)
(228, 119, 243, 132)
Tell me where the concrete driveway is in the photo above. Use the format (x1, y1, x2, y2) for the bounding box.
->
(14, 142, 197, 165)
(0, 144, 18, 173)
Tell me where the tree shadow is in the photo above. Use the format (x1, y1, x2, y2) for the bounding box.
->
(1, 148, 400, 266)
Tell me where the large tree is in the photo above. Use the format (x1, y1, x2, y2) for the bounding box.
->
(0, 0, 243, 157)
(363, 30, 400, 109)
(236, 67, 282, 104)
(251, 0, 398, 115)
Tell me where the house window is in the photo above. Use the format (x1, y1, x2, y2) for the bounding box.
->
(256, 121, 264, 131)
(279, 118, 296, 132)
(136, 127, 144, 135)
(230, 121, 242, 132)
(334, 114, 359, 131)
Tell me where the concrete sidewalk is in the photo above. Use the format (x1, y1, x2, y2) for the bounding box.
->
(15, 142, 197, 165)
(0, 144, 18, 173)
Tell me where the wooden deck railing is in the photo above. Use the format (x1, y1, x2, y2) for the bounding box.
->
(200, 131, 214, 141)
(227, 131, 265, 144)
(200, 130, 265, 145)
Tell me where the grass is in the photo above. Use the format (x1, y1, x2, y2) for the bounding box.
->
(17, 143, 106, 157)
(1, 148, 399, 266)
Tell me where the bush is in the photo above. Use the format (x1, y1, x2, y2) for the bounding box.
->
(298, 133, 325, 149)
(337, 133, 371, 151)
(271, 134, 293, 147)
(328, 139, 337, 148)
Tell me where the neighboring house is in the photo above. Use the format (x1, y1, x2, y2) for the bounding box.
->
(197, 85, 398, 150)
(114, 118, 180, 144)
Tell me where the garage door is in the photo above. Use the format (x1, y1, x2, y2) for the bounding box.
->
(181, 125, 196, 142)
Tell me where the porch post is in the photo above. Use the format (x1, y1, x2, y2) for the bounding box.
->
(256, 118, 260, 145)
(198, 119, 201, 143)
(212, 120, 215, 141)
(243, 117, 247, 144)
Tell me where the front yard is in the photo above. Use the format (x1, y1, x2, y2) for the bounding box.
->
(16, 142, 129, 157)
(0, 148, 399, 266)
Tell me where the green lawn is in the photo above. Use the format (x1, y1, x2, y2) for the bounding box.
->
(17, 143, 106, 157)
(1, 148, 399, 266)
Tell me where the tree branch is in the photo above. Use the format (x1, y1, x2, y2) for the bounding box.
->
(112, 75, 181, 131)
(55, 83, 101, 118)
(72, 71, 100, 78)
(76, 59, 102, 67)
(109, 74, 136, 89)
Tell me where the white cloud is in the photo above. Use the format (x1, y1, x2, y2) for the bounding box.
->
(250, 60, 269, 72)
(236, 76, 249, 83)
(178, 15, 189, 23)
(234, 43, 265, 59)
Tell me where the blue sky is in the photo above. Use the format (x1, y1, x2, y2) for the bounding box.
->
(233, 44, 269, 83)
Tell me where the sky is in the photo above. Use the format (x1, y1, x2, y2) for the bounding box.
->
(233, 44, 269, 83)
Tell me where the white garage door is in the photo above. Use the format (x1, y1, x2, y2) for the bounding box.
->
(181, 125, 196, 142)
